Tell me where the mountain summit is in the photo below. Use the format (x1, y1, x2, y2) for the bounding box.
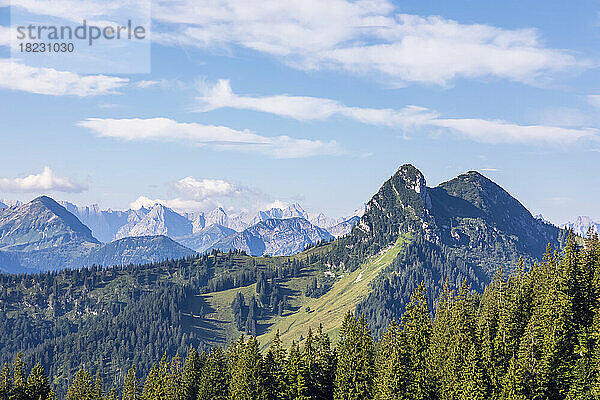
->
(0, 196, 99, 251)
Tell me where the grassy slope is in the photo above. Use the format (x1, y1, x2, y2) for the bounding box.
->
(202, 234, 410, 350)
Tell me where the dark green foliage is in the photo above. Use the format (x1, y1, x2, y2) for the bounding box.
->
(8, 234, 600, 399)
(334, 312, 376, 400)
(0, 251, 311, 396)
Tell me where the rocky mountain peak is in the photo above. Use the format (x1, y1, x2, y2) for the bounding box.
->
(0, 196, 99, 251)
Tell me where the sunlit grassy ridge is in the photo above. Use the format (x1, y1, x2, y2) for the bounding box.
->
(201, 234, 411, 349)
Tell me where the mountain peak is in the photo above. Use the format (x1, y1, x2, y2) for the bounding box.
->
(0, 195, 99, 252)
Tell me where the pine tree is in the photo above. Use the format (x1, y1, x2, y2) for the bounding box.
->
(0, 362, 12, 400)
(401, 283, 434, 399)
(228, 336, 265, 400)
(26, 363, 51, 400)
(375, 319, 411, 400)
(122, 366, 140, 400)
(286, 341, 308, 400)
(197, 347, 228, 400)
(66, 369, 93, 400)
(334, 312, 375, 400)
(263, 331, 288, 400)
(11, 352, 27, 400)
(314, 325, 335, 400)
(181, 347, 203, 400)
(92, 370, 104, 400)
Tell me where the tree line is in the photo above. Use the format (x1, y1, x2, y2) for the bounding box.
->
(2, 231, 598, 399)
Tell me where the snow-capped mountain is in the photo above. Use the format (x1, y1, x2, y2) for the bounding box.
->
(1, 195, 371, 259)
(562, 216, 599, 237)
(116, 204, 193, 239)
(205, 207, 229, 227)
(309, 212, 340, 229)
(114, 207, 151, 239)
(0, 197, 196, 272)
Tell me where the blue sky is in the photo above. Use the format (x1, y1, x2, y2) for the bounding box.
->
(0, 0, 598, 224)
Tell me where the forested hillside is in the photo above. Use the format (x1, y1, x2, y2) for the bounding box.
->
(0, 249, 323, 396)
(0, 164, 571, 396)
(2, 232, 598, 399)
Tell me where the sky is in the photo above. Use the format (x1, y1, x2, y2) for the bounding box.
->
(0, 0, 599, 224)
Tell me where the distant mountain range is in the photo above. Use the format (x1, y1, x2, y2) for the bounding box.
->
(4, 169, 592, 276)
(0, 195, 363, 272)
(213, 217, 333, 256)
(562, 216, 599, 237)
(0, 197, 194, 273)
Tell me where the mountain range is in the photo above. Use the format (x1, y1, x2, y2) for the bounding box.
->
(0, 166, 592, 276)
(561, 215, 599, 237)
(0, 197, 194, 273)
(0, 163, 585, 394)
(0, 196, 362, 272)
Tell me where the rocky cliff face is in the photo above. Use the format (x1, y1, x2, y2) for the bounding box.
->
(175, 224, 236, 252)
(115, 204, 192, 239)
(327, 216, 360, 238)
(213, 217, 333, 256)
(562, 216, 599, 237)
(61, 201, 130, 243)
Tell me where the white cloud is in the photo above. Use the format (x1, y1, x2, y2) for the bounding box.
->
(480, 168, 501, 172)
(151, 0, 583, 85)
(9, 0, 582, 85)
(129, 195, 212, 211)
(0, 166, 87, 193)
(0, 26, 11, 47)
(0, 59, 128, 96)
(136, 80, 161, 89)
(197, 80, 598, 145)
(197, 79, 435, 127)
(174, 177, 246, 200)
(77, 117, 342, 158)
(261, 200, 288, 211)
(588, 95, 600, 108)
(431, 118, 596, 145)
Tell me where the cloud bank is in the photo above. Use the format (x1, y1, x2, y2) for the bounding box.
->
(0, 59, 128, 96)
(0, 166, 87, 193)
(78, 117, 342, 158)
(197, 80, 598, 145)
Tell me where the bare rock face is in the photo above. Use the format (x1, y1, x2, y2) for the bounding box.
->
(175, 224, 236, 252)
(562, 216, 599, 237)
(327, 216, 360, 238)
(213, 217, 333, 256)
(116, 204, 192, 239)
(0, 196, 99, 251)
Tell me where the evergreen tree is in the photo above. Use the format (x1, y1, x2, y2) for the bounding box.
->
(197, 347, 228, 400)
(66, 369, 93, 400)
(228, 337, 265, 400)
(263, 331, 288, 400)
(11, 352, 27, 400)
(122, 366, 140, 400)
(26, 363, 51, 400)
(314, 325, 335, 400)
(334, 312, 375, 400)
(181, 348, 203, 400)
(375, 319, 412, 400)
(92, 370, 104, 400)
(0, 362, 12, 400)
